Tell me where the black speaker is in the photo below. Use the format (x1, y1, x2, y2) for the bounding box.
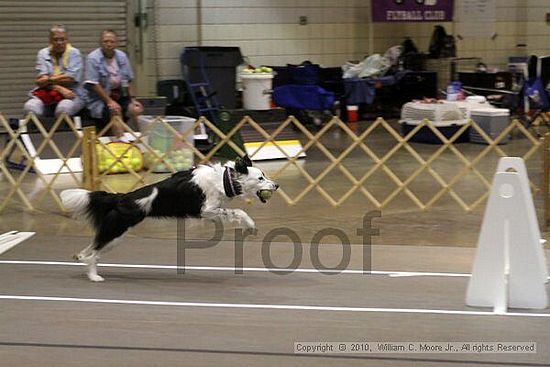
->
(157, 79, 189, 106)
(540, 56, 550, 90)
(528, 55, 538, 79)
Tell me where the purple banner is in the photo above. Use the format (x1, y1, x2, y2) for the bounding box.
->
(371, 0, 454, 22)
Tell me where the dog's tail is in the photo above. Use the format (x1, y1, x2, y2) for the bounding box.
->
(60, 189, 91, 219)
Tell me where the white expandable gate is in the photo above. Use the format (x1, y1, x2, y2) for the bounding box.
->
(18, 117, 83, 175)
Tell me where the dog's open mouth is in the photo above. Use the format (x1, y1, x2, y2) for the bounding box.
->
(257, 190, 273, 203)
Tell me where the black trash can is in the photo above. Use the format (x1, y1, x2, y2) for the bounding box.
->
(181, 47, 243, 109)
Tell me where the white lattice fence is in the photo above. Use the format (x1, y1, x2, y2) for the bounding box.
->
(0, 112, 544, 215)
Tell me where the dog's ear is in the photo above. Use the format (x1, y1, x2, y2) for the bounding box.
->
(235, 155, 252, 174)
(242, 155, 253, 167)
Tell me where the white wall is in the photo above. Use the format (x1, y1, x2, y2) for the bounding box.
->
(148, 0, 549, 90)
(150, 0, 369, 84)
(372, 0, 550, 71)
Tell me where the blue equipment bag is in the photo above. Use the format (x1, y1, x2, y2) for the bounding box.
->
(524, 77, 550, 110)
(273, 84, 335, 110)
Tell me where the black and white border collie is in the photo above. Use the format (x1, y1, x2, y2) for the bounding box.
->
(60, 155, 278, 282)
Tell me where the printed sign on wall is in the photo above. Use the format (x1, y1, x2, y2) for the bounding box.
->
(371, 0, 454, 22)
(456, 0, 496, 37)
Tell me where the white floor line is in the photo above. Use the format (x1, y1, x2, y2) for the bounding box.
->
(0, 294, 549, 318)
(0, 232, 35, 256)
(0, 260, 473, 278)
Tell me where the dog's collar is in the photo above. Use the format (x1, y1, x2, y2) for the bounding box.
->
(223, 167, 242, 198)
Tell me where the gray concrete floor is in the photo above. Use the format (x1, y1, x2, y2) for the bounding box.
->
(1, 122, 550, 366)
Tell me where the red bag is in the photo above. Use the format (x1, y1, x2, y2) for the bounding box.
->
(32, 87, 63, 105)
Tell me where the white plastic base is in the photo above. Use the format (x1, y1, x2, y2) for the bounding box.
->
(244, 140, 306, 161)
(0, 231, 35, 255)
(466, 157, 548, 312)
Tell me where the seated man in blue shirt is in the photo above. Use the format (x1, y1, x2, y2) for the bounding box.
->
(23, 24, 85, 119)
(84, 29, 143, 137)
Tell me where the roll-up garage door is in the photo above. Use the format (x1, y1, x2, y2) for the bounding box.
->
(0, 1, 129, 119)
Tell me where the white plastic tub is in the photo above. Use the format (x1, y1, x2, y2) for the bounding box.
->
(137, 115, 195, 172)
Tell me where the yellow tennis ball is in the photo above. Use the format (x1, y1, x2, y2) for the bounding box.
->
(130, 157, 141, 168)
(259, 189, 273, 201)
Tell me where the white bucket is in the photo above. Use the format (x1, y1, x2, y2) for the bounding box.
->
(241, 73, 274, 110)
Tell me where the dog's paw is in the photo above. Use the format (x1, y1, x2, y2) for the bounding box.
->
(234, 209, 256, 230)
(243, 217, 256, 230)
(88, 274, 104, 282)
